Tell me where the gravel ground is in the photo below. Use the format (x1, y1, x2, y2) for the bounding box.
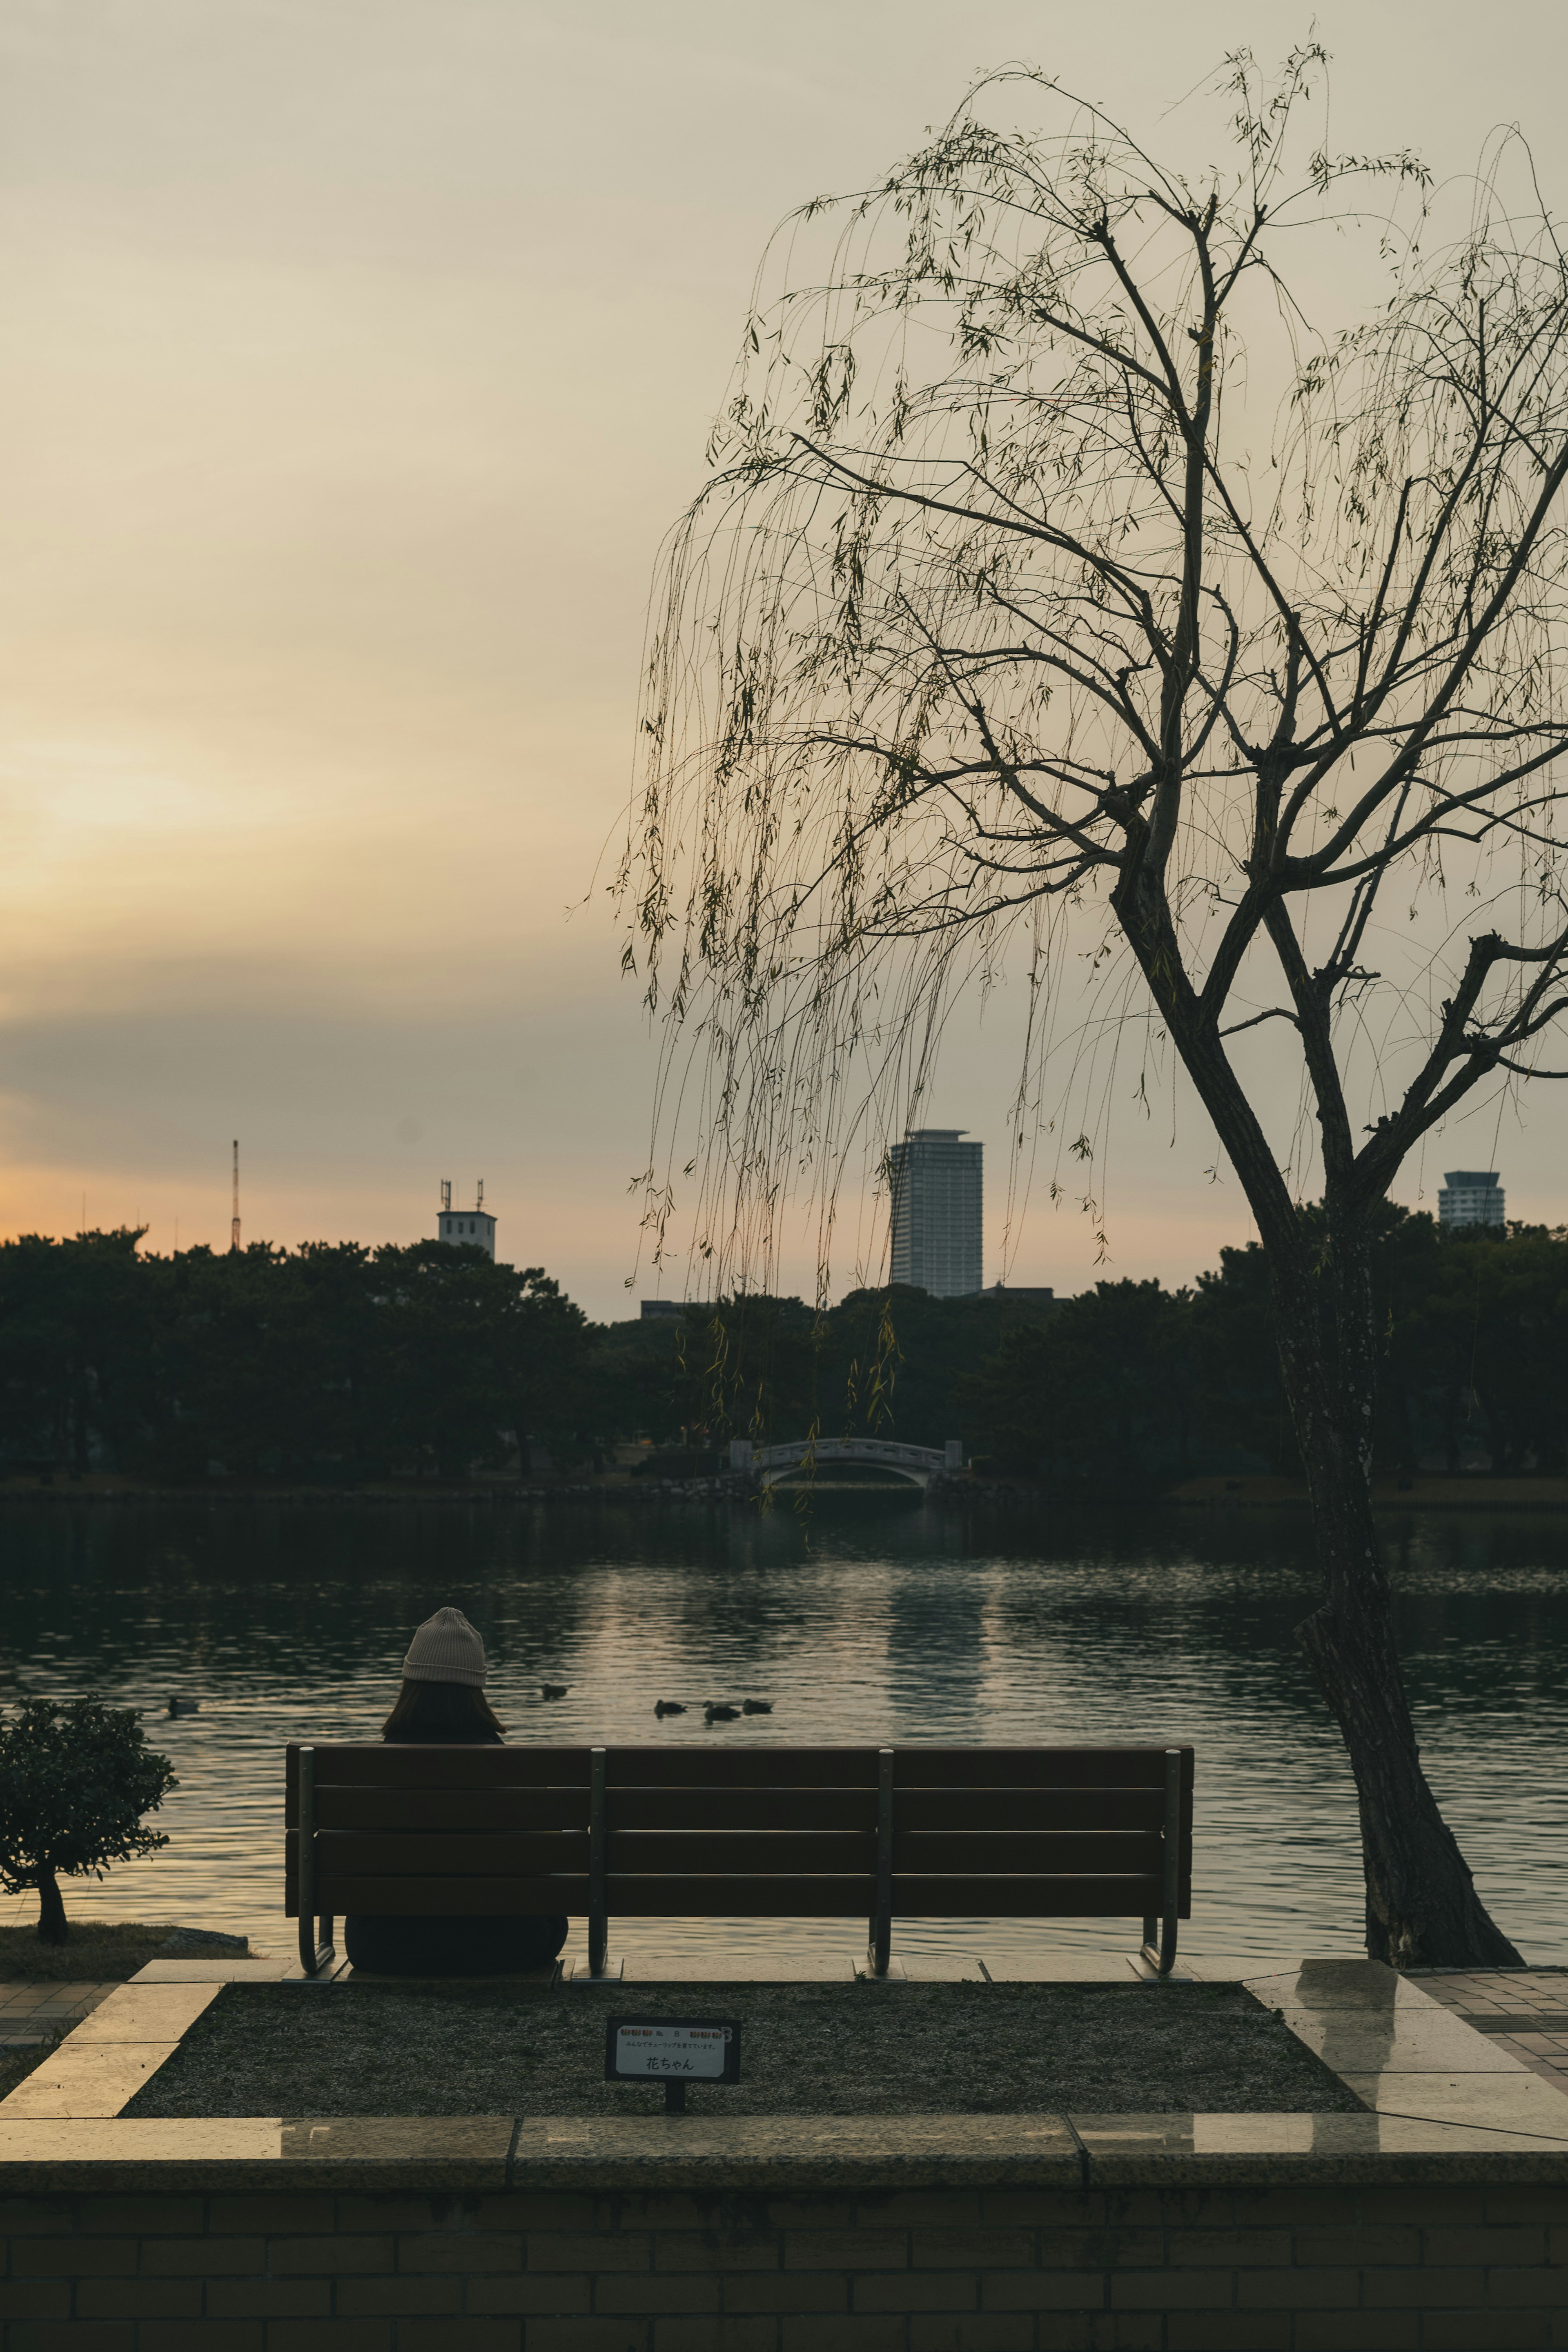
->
(122, 1979, 1363, 2118)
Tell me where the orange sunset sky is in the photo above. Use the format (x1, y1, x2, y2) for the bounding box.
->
(4, 0, 1566, 1320)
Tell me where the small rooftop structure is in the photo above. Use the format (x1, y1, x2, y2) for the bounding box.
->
(640, 1299, 684, 1321)
(437, 1179, 496, 1261)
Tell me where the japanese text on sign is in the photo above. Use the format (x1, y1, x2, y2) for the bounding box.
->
(613, 2024, 730, 2079)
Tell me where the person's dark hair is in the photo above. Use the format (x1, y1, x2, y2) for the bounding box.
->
(381, 1679, 506, 1744)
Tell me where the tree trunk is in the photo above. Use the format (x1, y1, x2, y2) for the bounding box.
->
(1112, 880, 1519, 1967)
(1442, 1381, 1462, 1475)
(1272, 1227, 1522, 1967)
(35, 1870, 68, 1945)
(1474, 1381, 1510, 1476)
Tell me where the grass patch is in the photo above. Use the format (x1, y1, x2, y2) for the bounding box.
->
(121, 1979, 1363, 2119)
(0, 1922, 186, 1982)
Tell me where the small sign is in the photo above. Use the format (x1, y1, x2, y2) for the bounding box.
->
(605, 2016, 741, 2113)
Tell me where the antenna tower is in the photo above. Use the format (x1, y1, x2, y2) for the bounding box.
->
(231, 1140, 241, 1253)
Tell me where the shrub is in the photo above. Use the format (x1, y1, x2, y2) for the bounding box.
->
(0, 1698, 177, 1943)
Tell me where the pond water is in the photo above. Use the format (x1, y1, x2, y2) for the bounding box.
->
(2, 1497, 1565, 1972)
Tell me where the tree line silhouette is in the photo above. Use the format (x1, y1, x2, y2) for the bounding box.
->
(0, 1212, 1562, 1487)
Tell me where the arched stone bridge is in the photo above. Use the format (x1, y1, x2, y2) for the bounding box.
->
(728, 1437, 962, 1489)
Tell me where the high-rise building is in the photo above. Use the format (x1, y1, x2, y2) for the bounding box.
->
(889, 1129, 983, 1297)
(1438, 1170, 1505, 1232)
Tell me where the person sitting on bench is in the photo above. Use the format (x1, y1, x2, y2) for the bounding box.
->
(343, 1607, 569, 1978)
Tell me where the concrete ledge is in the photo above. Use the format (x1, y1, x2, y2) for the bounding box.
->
(9, 2107, 1568, 2194)
(1073, 2109, 1568, 2182)
(0, 2115, 514, 2192)
(507, 2115, 1085, 2191)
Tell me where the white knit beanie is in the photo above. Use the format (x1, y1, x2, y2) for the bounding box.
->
(402, 1607, 487, 1686)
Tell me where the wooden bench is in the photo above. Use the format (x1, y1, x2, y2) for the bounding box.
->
(285, 1742, 1193, 1980)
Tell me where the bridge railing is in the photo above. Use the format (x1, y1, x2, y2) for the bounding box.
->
(742, 1437, 949, 1471)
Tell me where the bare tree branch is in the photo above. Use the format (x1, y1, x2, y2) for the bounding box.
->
(622, 49, 1568, 1966)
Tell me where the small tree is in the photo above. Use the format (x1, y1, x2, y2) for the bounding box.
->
(0, 1698, 177, 1943)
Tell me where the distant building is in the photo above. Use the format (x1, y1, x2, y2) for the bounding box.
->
(889, 1129, 983, 1298)
(1438, 1171, 1506, 1233)
(640, 1300, 684, 1321)
(437, 1180, 497, 1260)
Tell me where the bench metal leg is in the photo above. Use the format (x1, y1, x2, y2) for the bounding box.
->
(865, 1747, 894, 1979)
(566, 1748, 620, 1984)
(295, 1747, 336, 1978)
(588, 1745, 608, 1979)
(1139, 1748, 1182, 1978)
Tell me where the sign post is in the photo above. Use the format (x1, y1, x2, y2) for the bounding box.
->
(604, 2016, 742, 2115)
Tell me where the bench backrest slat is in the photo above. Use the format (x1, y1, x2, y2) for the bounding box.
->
(301, 1783, 1174, 1836)
(315, 1788, 591, 1833)
(301, 1867, 1173, 1921)
(601, 1747, 882, 1788)
(296, 1746, 591, 1793)
(299, 1826, 1163, 1877)
(891, 1748, 1186, 1788)
(609, 1789, 878, 1831)
(310, 1874, 587, 1918)
(897, 1788, 1165, 1833)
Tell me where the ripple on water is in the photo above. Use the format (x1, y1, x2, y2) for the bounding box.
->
(2, 1498, 1564, 1967)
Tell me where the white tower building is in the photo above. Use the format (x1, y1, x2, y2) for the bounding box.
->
(437, 1180, 497, 1260)
(1437, 1171, 1506, 1233)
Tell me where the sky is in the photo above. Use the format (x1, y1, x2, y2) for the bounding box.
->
(3, 0, 1566, 1321)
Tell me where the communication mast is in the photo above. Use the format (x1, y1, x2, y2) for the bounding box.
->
(231, 1140, 241, 1253)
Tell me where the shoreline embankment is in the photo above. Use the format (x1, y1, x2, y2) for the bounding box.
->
(3, 1471, 1568, 1512)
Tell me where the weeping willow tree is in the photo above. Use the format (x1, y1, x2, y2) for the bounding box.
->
(621, 47, 1568, 1964)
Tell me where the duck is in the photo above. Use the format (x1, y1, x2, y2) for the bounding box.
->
(654, 1700, 687, 1718)
(740, 1699, 773, 1715)
(704, 1702, 740, 1723)
(541, 1682, 569, 1701)
(166, 1697, 200, 1717)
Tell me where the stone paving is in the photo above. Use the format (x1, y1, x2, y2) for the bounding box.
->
(1418, 1964, 1568, 2093)
(0, 1980, 118, 2048)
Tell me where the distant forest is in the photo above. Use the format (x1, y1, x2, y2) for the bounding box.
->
(0, 1210, 1563, 1488)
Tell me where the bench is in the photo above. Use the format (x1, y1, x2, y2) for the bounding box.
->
(285, 1742, 1193, 1980)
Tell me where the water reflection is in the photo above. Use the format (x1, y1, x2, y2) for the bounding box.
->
(1, 1499, 1564, 1968)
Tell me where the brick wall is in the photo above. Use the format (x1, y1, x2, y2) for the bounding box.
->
(3, 2181, 1567, 2350)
